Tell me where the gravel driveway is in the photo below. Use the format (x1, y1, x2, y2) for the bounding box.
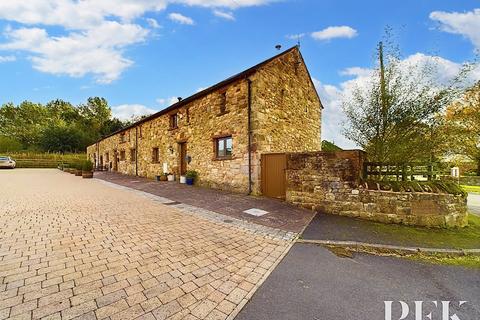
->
(0, 169, 290, 320)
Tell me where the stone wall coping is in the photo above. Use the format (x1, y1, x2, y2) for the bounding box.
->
(356, 188, 466, 198)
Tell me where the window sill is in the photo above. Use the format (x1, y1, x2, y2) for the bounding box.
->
(213, 156, 234, 161)
(168, 126, 179, 131)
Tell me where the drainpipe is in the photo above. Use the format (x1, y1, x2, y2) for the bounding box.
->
(96, 142, 99, 169)
(247, 78, 253, 195)
(135, 126, 138, 176)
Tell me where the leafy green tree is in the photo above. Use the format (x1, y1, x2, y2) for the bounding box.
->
(39, 125, 88, 153)
(444, 83, 480, 174)
(342, 36, 473, 163)
(0, 97, 127, 153)
(321, 140, 342, 152)
(0, 135, 23, 152)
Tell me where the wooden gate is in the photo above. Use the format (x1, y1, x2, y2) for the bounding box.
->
(261, 153, 287, 199)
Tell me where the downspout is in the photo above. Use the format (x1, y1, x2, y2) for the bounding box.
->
(135, 126, 138, 176)
(247, 78, 253, 195)
(96, 142, 99, 169)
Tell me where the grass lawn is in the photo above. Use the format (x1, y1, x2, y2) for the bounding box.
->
(462, 185, 480, 194)
(361, 214, 480, 249)
(407, 254, 480, 269)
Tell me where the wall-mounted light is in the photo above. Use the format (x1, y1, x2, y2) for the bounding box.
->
(168, 146, 174, 154)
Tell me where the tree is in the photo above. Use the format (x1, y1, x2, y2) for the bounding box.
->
(0, 97, 127, 153)
(39, 125, 87, 153)
(321, 140, 342, 152)
(0, 136, 23, 152)
(444, 83, 480, 175)
(342, 36, 473, 163)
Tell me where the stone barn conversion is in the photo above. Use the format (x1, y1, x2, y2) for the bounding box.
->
(87, 46, 323, 196)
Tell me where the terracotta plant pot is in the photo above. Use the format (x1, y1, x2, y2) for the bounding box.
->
(82, 171, 93, 179)
(160, 175, 168, 181)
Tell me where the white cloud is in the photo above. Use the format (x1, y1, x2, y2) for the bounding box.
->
(111, 104, 157, 121)
(146, 18, 161, 29)
(339, 67, 372, 78)
(0, 0, 274, 82)
(213, 10, 235, 21)
(156, 97, 179, 106)
(430, 8, 480, 50)
(0, 22, 148, 83)
(168, 12, 195, 25)
(311, 26, 358, 41)
(173, 0, 275, 9)
(315, 53, 480, 150)
(0, 55, 16, 63)
(286, 33, 305, 40)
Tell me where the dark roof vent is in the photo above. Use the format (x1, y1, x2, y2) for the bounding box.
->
(275, 44, 282, 51)
(177, 97, 182, 102)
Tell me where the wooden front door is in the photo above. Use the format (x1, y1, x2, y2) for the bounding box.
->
(179, 142, 187, 175)
(261, 153, 287, 199)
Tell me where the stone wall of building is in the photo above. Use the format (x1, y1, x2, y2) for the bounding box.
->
(87, 46, 323, 195)
(88, 78, 251, 193)
(249, 48, 322, 194)
(285, 151, 468, 228)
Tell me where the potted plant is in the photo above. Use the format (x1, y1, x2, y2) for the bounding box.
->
(185, 170, 197, 186)
(160, 173, 168, 181)
(167, 173, 175, 181)
(70, 163, 77, 174)
(75, 162, 82, 176)
(82, 160, 94, 179)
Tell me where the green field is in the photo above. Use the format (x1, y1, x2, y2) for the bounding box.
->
(4, 152, 86, 168)
(461, 185, 480, 194)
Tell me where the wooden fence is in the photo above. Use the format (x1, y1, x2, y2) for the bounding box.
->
(363, 162, 446, 181)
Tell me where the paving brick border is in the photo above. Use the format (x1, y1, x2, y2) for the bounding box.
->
(96, 179, 298, 242)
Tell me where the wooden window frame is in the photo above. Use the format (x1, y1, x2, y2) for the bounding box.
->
(130, 148, 136, 163)
(169, 113, 178, 130)
(213, 135, 233, 160)
(119, 150, 126, 161)
(152, 147, 160, 163)
(119, 132, 126, 143)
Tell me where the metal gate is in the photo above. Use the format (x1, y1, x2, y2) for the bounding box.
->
(261, 153, 287, 199)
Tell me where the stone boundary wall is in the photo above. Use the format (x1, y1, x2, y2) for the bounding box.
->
(285, 150, 468, 228)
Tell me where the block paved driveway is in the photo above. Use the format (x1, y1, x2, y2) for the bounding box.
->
(0, 169, 290, 320)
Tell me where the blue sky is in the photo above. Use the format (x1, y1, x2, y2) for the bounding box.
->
(0, 0, 479, 148)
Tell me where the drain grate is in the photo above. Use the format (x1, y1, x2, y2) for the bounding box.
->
(164, 201, 182, 206)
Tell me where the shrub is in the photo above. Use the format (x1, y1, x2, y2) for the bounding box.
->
(82, 160, 94, 172)
(185, 170, 198, 179)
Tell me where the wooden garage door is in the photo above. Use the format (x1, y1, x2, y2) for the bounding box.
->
(261, 153, 287, 199)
